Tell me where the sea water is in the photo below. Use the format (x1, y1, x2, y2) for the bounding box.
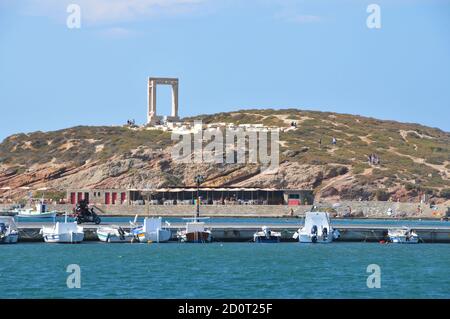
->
(0, 242, 449, 298)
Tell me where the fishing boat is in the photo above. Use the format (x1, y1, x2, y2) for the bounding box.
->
(177, 174, 212, 243)
(15, 201, 57, 219)
(177, 218, 212, 243)
(253, 226, 281, 243)
(0, 217, 19, 244)
(40, 214, 84, 243)
(131, 217, 172, 243)
(97, 225, 133, 243)
(293, 212, 340, 243)
(388, 227, 419, 244)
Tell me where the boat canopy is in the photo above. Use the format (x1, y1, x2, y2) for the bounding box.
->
(186, 222, 206, 233)
(143, 217, 163, 232)
(55, 222, 80, 233)
(0, 216, 17, 229)
(304, 212, 331, 230)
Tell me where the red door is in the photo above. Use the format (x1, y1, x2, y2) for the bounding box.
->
(70, 192, 76, 205)
(77, 192, 83, 203)
(120, 192, 126, 204)
(105, 193, 111, 205)
(112, 192, 117, 205)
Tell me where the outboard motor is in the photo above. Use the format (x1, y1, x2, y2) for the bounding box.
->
(118, 227, 125, 240)
(311, 225, 318, 243)
(322, 227, 328, 241)
(262, 226, 271, 238)
(333, 229, 341, 240)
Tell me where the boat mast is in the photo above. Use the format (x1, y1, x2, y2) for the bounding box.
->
(194, 175, 204, 222)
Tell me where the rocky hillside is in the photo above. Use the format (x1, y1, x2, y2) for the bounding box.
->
(1, 109, 449, 202)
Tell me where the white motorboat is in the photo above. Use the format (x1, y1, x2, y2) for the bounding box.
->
(15, 201, 57, 219)
(177, 180, 212, 243)
(253, 226, 281, 243)
(176, 218, 212, 243)
(40, 214, 84, 243)
(0, 217, 19, 244)
(293, 212, 340, 243)
(388, 227, 419, 244)
(131, 217, 172, 243)
(97, 226, 133, 243)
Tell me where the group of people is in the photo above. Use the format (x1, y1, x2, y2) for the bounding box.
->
(290, 121, 298, 128)
(318, 136, 337, 148)
(368, 153, 381, 165)
(126, 119, 136, 126)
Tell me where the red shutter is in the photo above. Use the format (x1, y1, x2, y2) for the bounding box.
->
(70, 192, 76, 205)
(288, 199, 300, 206)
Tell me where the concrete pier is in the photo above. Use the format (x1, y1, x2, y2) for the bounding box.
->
(16, 222, 450, 243)
(3, 201, 448, 218)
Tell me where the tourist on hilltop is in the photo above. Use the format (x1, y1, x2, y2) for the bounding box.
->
(332, 137, 337, 145)
(318, 137, 322, 149)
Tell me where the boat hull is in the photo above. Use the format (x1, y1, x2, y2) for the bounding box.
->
(299, 233, 333, 243)
(135, 229, 172, 243)
(17, 212, 57, 218)
(254, 235, 281, 243)
(179, 231, 212, 243)
(43, 232, 84, 243)
(389, 236, 419, 244)
(97, 231, 133, 243)
(0, 233, 19, 244)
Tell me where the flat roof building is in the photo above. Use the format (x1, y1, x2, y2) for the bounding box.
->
(67, 187, 314, 206)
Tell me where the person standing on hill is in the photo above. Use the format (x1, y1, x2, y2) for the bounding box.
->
(332, 137, 337, 145)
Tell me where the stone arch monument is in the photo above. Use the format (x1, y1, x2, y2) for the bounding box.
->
(147, 77, 179, 125)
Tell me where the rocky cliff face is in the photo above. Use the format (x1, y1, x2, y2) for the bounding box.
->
(1, 109, 449, 203)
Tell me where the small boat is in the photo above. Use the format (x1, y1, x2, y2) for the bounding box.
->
(0, 217, 19, 244)
(388, 227, 419, 244)
(177, 185, 212, 243)
(253, 226, 281, 243)
(177, 218, 212, 243)
(131, 217, 171, 243)
(293, 212, 340, 243)
(97, 226, 133, 243)
(15, 201, 57, 219)
(40, 214, 84, 243)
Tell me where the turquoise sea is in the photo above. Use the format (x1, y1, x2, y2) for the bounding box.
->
(1, 242, 449, 299)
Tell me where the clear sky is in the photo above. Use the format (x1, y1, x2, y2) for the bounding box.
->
(0, 0, 449, 141)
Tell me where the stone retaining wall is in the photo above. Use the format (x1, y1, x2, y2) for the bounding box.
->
(1, 201, 447, 218)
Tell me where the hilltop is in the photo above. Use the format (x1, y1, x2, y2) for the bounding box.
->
(1, 108, 449, 202)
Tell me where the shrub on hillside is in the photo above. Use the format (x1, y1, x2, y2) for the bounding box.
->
(375, 189, 390, 201)
(440, 189, 450, 199)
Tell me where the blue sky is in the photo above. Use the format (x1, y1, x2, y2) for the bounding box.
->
(0, 0, 449, 141)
